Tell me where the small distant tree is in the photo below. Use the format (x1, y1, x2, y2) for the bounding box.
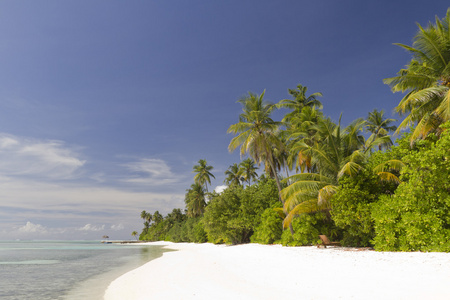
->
(239, 158, 259, 186)
(185, 183, 207, 217)
(193, 159, 215, 192)
(153, 211, 163, 224)
(131, 231, 138, 240)
(224, 163, 242, 186)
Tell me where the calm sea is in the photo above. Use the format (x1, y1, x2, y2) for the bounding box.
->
(0, 241, 169, 300)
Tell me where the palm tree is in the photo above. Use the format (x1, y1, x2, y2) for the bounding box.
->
(285, 106, 324, 173)
(224, 163, 242, 186)
(365, 109, 397, 150)
(239, 158, 259, 186)
(143, 221, 150, 233)
(227, 90, 294, 233)
(152, 211, 163, 224)
(277, 84, 323, 123)
(140, 210, 152, 233)
(193, 159, 215, 192)
(383, 9, 450, 141)
(185, 183, 206, 217)
(131, 231, 138, 240)
(281, 117, 373, 227)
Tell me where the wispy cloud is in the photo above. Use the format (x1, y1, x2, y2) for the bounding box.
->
(122, 158, 182, 185)
(0, 178, 185, 240)
(0, 134, 85, 180)
(0, 137, 187, 240)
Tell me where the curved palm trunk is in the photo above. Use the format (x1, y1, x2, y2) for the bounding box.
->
(267, 152, 295, 235)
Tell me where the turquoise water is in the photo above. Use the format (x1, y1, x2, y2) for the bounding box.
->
(0, 241, 168, 300)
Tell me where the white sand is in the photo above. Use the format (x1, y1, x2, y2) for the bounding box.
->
(104, 242, 450, 300)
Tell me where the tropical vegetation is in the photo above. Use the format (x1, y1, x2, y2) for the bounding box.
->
(135, 9, 450, 252)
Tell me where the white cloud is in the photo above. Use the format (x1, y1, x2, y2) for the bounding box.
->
(0, 134, 85, 180)
(0, 136, 19, 148)
(0, 177, 185, 240)
(111, 223, 124, 231)
(18, 221, 47, 233)
(0, 137, 187, 240)
(123, 158, 181, 185)
(214, 185, 228, 193)
(78, 224, 105, 231)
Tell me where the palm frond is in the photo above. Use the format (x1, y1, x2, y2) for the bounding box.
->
(337, 161, 363, 178)
(376, 172, 401, 184)
(318, 185, 337, 206)
(373, 159, 405, 173)
(282, 199, 320, 229)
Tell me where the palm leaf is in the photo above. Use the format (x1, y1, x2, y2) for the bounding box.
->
(317, 185, 337, 206)
(282, 199, 320, 229)
(376, 172, 401, 184)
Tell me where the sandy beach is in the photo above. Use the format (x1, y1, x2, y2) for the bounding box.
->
(104, 242, 450, 300)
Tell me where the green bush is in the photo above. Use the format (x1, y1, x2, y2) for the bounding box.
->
(331, 185, 375, 246)
(174, 217, 207, 243)
(372, 124, 450, 252)
(203, 178, 279, 244)
(251, 206, 283, 244)
(279, 212, 337, 246)
(330, 133, 412, 247)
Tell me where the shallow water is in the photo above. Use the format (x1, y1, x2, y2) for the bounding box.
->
(0, 241, 168, 300)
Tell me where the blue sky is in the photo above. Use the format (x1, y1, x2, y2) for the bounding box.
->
(0, 1, 448, 240)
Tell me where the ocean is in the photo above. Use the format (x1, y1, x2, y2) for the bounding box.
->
(0, 240, 169, 300)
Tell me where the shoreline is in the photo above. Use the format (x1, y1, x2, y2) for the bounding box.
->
(104, 242, 450, 300)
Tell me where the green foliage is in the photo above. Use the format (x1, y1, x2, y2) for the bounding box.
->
(384, 8, 450, 141)
(185, 183, 206, 217)
(166, 217, 207, 243)
(139, 208, 187, 241)
(203, 178, 279, 244)
(203, 186, 242, 244)
(330, 150, 399, 247)
(251, 205, 283, 244)
(279, 212, 337, 246)
(193, 159, 215, 192)
(331, 175, 378, 247)
(372, 123, 450, 251)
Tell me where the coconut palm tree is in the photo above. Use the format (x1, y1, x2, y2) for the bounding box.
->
(383, 9, 450, 141)
(131, 231, 138, 240)
(285, 106, 324, 173)
(193, 159, 215, 192)
(140, 210, 147, 221)
(224, 163, 242, 186)
(152, 211, 163, 224)
(239, 158, 259, 186)
(185, 183, 206, 217)
(365, 109, 397, 150)
(277, 84, 323, 123)
(281, 117, 373, 227)
(228, 91, 282, 194)
(140, 210, 152, 233)
(228, 90, 294, 233)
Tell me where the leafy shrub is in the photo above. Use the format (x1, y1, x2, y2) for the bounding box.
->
(171, 217, 207, 243)
(203, 178, 279, 244)
(372, 124, 450, 252)
(251, 206, 283, 244)
(331, 185, 375, 246)
(279, 212, 337, 246)
(330, 133, 412, 247)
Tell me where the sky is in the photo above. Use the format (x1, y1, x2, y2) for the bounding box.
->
(0, 1, 448, 240)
